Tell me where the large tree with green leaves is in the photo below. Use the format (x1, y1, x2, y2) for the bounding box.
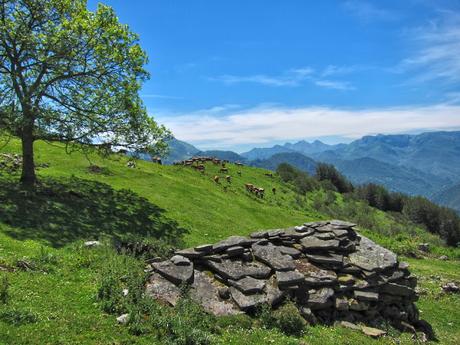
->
(0, 0, 170, 185)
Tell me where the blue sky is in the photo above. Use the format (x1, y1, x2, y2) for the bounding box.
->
(87, 0, 460, 152)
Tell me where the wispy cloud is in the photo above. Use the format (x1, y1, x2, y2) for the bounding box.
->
(343, 1, 399, 22)
(210, 67, 355, 91)
(156, 103, 460, 149)
(395, 11, 460, 85)
(314, 80, 356, 91)
(209, 68, 314, 87)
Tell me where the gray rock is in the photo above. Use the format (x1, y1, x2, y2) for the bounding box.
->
(213, 236, 254, 252)
(266, 276, 286, 306)
(190, 270, 241, 316)
(339, 321, 361, 330)
(335, 297, 349, 311)
(152, 260, 194, 285)
(230, 287, 267, 310)
(276, 270, 305, 287)
(267, 229, 285, 237)
(175, 248, 205, 259)
(361, 326, 386, 338)
(314, 232, 335, 240)
(299, 306, 318, 324)
(354, 290, 379, 302)
(250, 231, 269, 239)
(381, 283, 416, 297)
(84, 240, 101, 247)
(442, 282, 459, 293)
(329, 219, 356, 228)
(195, 244, 213, 252)
(226, 246, 245, 257)
(306, 253, 344, 267)
(252, 244, 295, 271)
(205, 258, 272, 280)
(116, 313, 129, 324)
(306, 287, 334, 310)
(229, 276, 266, 294)
(170, 255, 191, 266)
(348, 235, 397, 272)
(295, 259, 337, 286)
(332, 229, 350, 238)
(278, 246, 302, 258)
(146, 272, 181, 306)
(349, 299, 369, 311)
(300, 237, 340, 251)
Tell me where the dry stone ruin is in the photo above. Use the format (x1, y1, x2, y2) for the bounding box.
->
(146, 220, 429, 336)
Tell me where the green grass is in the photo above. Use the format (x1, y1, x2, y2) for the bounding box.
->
(0, 138, 459, 344)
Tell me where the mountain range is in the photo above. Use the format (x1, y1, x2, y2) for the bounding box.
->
(164, 131, 460, 213)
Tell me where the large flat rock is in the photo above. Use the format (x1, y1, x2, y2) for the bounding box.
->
(190, 270, 241, 316)
(348, 235, 397, 272)
(152, 260, 194, 285)
(145, 272, 181, 306)
(229, 287, 267, 310)
(205, 258, 272, 280)
(295, 259, 337, 286)
(252, 244, 295, 271)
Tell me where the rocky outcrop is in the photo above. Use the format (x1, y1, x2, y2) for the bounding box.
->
(145, 220, 427, 334)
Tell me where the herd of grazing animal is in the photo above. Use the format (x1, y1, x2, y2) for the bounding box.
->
(244, 183, 265, 198)
(173, 156, 277, 199)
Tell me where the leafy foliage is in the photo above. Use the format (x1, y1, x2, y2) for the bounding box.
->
(0, 0, 170, 183)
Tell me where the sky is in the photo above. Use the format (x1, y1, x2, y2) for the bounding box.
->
(87, 0, 460, 152)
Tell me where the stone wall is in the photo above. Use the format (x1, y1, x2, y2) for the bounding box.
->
(146, 220, 429, 336)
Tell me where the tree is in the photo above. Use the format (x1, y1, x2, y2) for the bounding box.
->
(315, 163, 354, 193)
(0, 0, 170, 185)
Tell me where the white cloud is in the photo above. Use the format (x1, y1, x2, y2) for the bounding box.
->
(343, 1, 398, 22)
(209, 67, 355, 91)
(155, 104, 460, 150)
(396, 11, 460, 84)
(314, 80, 356, 91)
(209, 67, 314, 87)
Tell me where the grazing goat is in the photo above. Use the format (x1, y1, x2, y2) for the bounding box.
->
(220, 167, 228, 173)
(225, 175, 231, 183)
(213, 175, 220, 183)
(264, 172, 273, 178)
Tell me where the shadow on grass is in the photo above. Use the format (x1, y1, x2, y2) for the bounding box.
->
(0, 176, 188, 248)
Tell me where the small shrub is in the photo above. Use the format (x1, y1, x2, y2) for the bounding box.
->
(258, 302, 306, 337)
(0, 275, 9, 304)
(0, 308, 38, 325)
(155, 296, 215, 345)
(271, 302, 306, 336)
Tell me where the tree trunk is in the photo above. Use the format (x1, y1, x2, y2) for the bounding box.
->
(20, 120, 36, 186)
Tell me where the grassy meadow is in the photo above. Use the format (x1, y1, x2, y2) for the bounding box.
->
(0, 138, 459, 344)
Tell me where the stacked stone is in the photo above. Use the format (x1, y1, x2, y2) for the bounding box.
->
(146, 220, 420, 330)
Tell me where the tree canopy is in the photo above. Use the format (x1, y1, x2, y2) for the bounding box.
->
(0, 0, 170, 184)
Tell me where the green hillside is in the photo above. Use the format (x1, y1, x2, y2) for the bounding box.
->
(0, 138, 459, 345)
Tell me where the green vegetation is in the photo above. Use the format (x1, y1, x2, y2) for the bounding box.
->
(0, 137, 459, 344)
(277, 161, 460, 247)
(0, 0, 169, 185)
